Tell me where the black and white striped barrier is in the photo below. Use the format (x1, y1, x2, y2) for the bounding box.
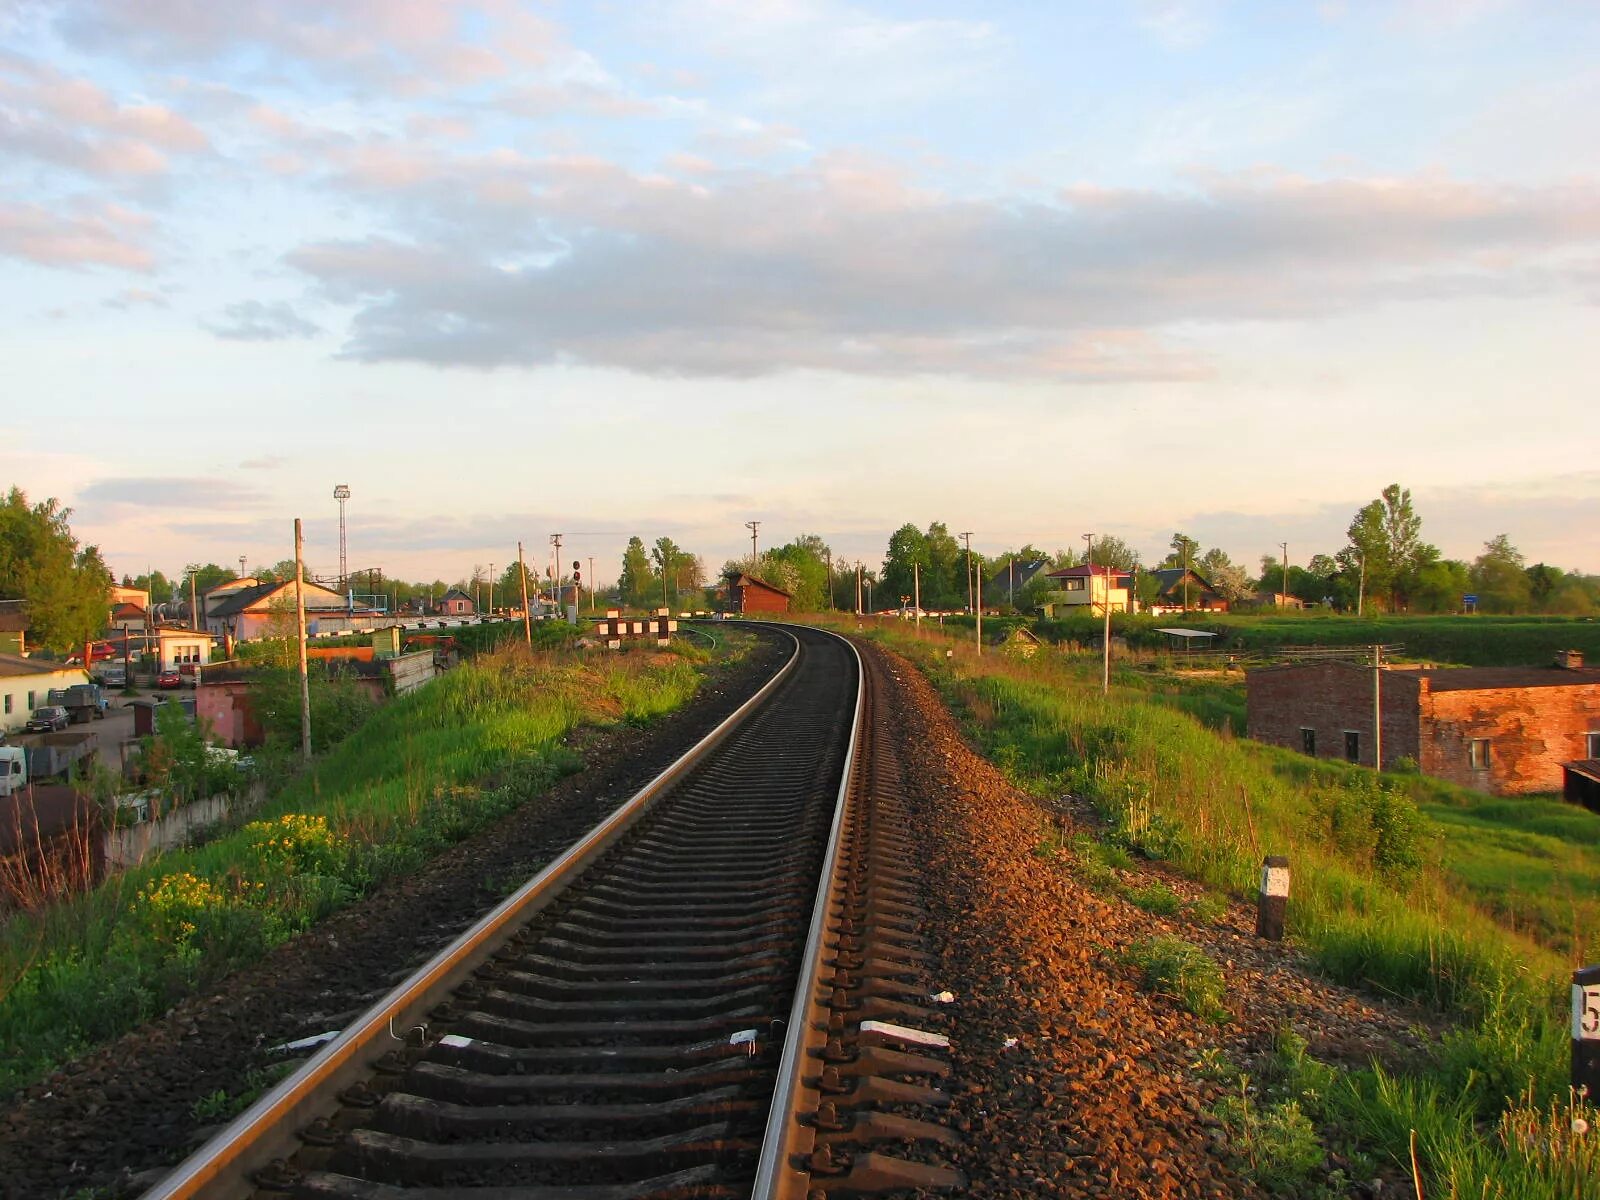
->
(1257, 855, 1289, 941)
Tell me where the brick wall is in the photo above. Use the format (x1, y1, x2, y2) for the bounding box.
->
(1245, 662, 1420, 770)
(1420, 680, 1600, 794)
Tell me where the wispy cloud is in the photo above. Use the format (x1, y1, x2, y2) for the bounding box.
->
(80, 476, 268, 510)
(0, 200, 153, 270)
(205, 299, 320, 341)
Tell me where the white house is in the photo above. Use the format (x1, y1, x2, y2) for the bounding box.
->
(0, 653, 90, 734)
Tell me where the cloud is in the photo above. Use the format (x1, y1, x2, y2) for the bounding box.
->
(103, 286, 167, 309)
(238, 455, 287, 470)
(0, 200, 153, 270)
(79, 476, 267, 510)
(205, 299, 320, 341)
(0, 56, 209, 179)
(281, 154, 1600, 379)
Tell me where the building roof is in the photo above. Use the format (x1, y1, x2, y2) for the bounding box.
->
(1564, 760, 1600, 785)
(0, 652, 82, 678)
(730, 573, 791, 597)
(1414, 665, 1600, 692)
(441, 587, 475, 603)
(987, 558, 1052, 589)
(208, 579, 348, 618)
(1154, 627, 1218, 639)
(1046, 564, 1131, 579)
(0, 610, 26, 633)
(1147, 567, 1218, 596)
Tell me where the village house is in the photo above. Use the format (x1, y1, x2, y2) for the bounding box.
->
(199, 577, 261, 622)
(1043, 564, 1132, 616)
(1143, 567, 1229, 614)
(149, 628, 214, 673)
(0, 653, 90, 734)
(203, 579, 394, 641)
(727, 574, 791, 615)
(1246, 650, 1600, 796)
(438, 587, 476, 616)
(983, 558, 1052, 607)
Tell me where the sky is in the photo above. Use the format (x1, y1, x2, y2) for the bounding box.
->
(2, 0, 1598, 588)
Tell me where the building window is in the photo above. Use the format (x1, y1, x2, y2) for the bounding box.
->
(1343, 731, 1360, 762)
(3, 694, 10, 714)
(27, 690, 35, 710)
(1064, 578, 1085, 592)
(1300, 728, 1316, 755)
(1588, 732, 1600, 759)
(1470, 739, 1492, 770)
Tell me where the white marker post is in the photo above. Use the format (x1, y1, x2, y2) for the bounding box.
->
(1257, 855, 1290, 941)
(1575, 964, 1600, 1099)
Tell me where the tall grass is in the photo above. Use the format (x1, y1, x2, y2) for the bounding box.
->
(841, 619, 1596, 1195)
(0, 644, 702, 1097)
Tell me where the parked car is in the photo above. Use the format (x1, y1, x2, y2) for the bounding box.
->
(25, 705, 70, 733)
(155, 670, 183, 690)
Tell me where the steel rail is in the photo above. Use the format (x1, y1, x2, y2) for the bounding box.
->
(142, 627, 803, 1200)
(750, 626, 866, 1200)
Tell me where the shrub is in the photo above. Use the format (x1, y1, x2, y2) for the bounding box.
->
(1125, 935, 1227, 1022)
(1215, 1085, 1328, 1195)
(1127, 882, 1182, 915)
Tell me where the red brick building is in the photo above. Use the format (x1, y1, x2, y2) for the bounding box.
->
(727, 574, 791, 615)
(1246, 653, 1600, 795)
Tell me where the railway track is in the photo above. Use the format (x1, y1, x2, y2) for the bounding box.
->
(143, 624, 963, 1200)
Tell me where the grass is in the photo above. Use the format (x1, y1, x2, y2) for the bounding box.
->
(1032, 611, 1600, 668)
(1123, 935, 1228, 1022)
(830, 616, 1599, 1197)
(0, 642, 710, 1098)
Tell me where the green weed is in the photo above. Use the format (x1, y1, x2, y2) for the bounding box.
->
(1127, 882, 1183, 915)
(1124, 935, 1228, 1022)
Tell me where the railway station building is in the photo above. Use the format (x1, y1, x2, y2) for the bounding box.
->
(1246, 651, 1600, 796)
(727, 574, 791, 615)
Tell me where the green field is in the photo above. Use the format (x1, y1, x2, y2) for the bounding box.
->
(1027, 611, 1600, 667)
(833, 617, 1599, 1198)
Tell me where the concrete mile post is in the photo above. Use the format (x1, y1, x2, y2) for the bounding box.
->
(1257, 855, 1289, 940)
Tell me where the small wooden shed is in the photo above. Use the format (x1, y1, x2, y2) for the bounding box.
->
(728, 574, 791, 615)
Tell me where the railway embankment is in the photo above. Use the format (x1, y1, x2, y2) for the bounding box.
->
(0, 632, 778, 1199)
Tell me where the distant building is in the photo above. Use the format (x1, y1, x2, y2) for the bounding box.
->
(727, 574, 791, 615)
(1043, 564, 1132, 616)
(1246, 651, 1600, 796)
(1144, 567, 1228, 614)
(109, 601, 148, 633)
(200, 577, 261, 622)
(0, 654, 90, 734)
(0, 606, 27, 655)
(439, 587, 476, 617)
(204, 579, 386, 641)
(983, 558, 1053, 607)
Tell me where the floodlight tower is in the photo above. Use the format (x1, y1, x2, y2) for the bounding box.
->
(333, 484, 351, 585)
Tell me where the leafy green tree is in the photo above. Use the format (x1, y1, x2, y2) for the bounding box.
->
(879, 524, 929, 608)
(0, 488, 114, 653)
(618, 537, 657, 608)
(1471, 535, 1532, 613)
(1411, 559, 1470, 613)
(1163, 532, 1202, 570)
(767, 535, 833, 611)
(1088, 535, 1139, 572)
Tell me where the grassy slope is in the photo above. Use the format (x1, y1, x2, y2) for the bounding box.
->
(0, 642, 713, 1097)
(827, 617, 1597, 1197)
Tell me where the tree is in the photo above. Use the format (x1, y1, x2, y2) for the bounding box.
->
(1471, 535, 1532, 613)
(0, 488, 113, 653)
(1163, 533, 1201, 571)
(618, 537, 657, 608)
(1088, 535, 1139, 572)
(1411, 559, 1470, 613)
(767, 535, 833, 611)
(879, 524, 929, 609)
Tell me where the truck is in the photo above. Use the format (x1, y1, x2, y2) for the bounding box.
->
(23, 731, 97, 780)
(0, 746, 26, 797)
(47, 684, 108, 724)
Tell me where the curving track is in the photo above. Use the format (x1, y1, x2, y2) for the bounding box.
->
(140, 624, 961, 1200)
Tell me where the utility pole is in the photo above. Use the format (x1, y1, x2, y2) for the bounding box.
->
(1280, 542, 1289, 611)
(1357, 553, 1366, 618)
(189, 569, 199, 631)
(745, 520, 760, 567)
(913, 561, 921, 631)
(959, 532, 974, 614)
(1373, 644, 1383, 770)
(662, 543, 671, 609)
(1009, 556, 1015, 608)
(588, 557, 595, 612)
(293, 519, 311, 764)
(487, 562, 495, 615)
(825, 549, 833, 610)
(1184, 543, 1191, 612)
(855, 562, 863, 615)
(518, 541, 531, 647)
